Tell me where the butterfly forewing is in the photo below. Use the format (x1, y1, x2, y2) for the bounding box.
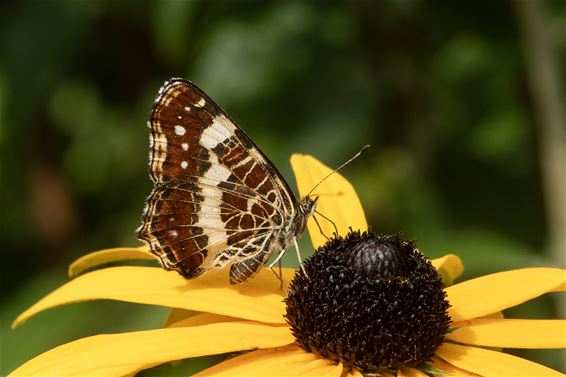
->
(138, 79, 299, 283)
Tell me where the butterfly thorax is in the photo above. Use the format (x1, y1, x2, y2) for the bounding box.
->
(268, 196, 317, 256)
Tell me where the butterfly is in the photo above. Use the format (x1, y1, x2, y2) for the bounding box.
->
(137, 78, 317, 284)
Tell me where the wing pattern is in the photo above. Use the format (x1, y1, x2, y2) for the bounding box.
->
(137, 79, 298, 283)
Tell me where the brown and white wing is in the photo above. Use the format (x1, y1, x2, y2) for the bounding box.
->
(137, 78, 297, 282)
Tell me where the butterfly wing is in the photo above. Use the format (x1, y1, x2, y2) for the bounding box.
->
(137, 79, 297, 282)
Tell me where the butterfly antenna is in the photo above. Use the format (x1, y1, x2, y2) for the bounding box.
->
(306, 145, 370, 198)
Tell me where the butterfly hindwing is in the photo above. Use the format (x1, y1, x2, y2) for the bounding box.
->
(138, 79, 298, 282)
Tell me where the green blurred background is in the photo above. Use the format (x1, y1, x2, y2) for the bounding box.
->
(1, 0, 564, 375)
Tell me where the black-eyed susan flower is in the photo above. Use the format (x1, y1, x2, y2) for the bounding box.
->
(9, 155, 566, 376)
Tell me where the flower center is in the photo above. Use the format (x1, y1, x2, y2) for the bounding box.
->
(285, 231, 450, 373)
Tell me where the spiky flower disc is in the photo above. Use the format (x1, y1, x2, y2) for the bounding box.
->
(285, 231, 451, 373)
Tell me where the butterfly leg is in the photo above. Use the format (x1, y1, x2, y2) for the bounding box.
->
(312, 214, 330, 241)
(294, 237, 309, 278)
(268, 262, 288, 294)
(268, 247, 286, 268)
(229, 250, 270, 285)
(278, 259, 284, 289)
(314, 210, 339, 237)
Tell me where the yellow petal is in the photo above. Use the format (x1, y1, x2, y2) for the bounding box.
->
(436, 342, 564, 376)
(552, 282, 565, 292)
(195, 344, 341, 376)
(398, 367, 429, 377)
(342, 368, 365, 377)
(68, 246, 156, 278)
(479, 311, 504, 319)
(167, 313, 243, 328)
(14, 266, 295, 328)
(446, 268, 566, 322)
(431, 254, 464, 285)
(447, 319, 566, 348)
(9, 321, 294, 377)
(290, 154, 367, 249)
(163, 308, 197, 327)
(426, 357, 481, 376)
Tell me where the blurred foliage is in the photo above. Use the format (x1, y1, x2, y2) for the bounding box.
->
(1, 0, 564, 375)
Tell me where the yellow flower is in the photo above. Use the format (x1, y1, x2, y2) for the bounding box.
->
(9, 155, 566, 377)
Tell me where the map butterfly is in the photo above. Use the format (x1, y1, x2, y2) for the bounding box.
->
(137, 78, 317, 284)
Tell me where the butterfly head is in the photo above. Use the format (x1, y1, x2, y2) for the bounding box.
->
(299, 195, 318, 219)
(294, 196, 317, 236)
